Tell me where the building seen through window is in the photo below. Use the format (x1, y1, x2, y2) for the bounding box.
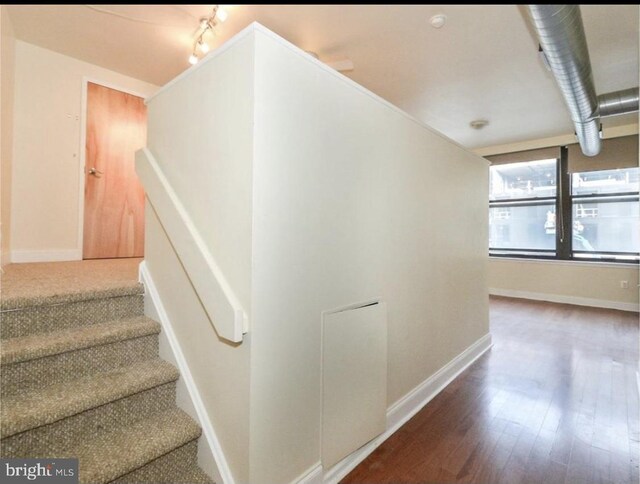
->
(571, 167, 639, 259)
(489, 156, 639, 262)
(489, 159, 557, 255)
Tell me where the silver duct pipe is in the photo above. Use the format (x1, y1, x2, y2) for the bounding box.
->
(598, 88, 640, 118)
(527, 5, 602, 156)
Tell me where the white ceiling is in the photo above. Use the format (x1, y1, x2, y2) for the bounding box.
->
(6, 4, 639, 149)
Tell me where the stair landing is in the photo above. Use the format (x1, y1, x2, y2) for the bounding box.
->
(1, 258, 143, 310)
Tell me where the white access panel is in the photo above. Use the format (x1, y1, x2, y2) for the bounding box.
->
(322, 302, 388, 469)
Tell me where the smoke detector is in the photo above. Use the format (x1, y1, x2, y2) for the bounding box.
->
(430, 14, 447, 29)
(470, 119, 489, 130)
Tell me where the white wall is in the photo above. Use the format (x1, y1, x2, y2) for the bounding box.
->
(144, 24, 489, 484)
(145, 36, 255, 324)
(1, 6, 16, 266)
(476, 129, 640, 312)
(249, 27, 489, 483)
(144, 204, 252, 484)
(489, 259, 639, 311)
(10, 41, 158, 262)
(145, 33, 257, 484)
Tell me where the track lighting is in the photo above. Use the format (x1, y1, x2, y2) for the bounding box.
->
(198, 39, 210, 54)
(187, 5, 228, 65)
(217, 7, 228, 23)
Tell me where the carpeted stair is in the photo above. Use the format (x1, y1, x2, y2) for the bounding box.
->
(0, 279, 214, 484)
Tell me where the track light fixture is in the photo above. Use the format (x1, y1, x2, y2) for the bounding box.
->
(188, 5, 227, 65)
(198, 39, 210, 54)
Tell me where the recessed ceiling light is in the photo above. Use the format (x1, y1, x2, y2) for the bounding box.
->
(430, 14, 447, 29)
(470, 119, 489, 130)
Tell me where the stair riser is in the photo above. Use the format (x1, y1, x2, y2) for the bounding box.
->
(1, 382, 176, 458)
(0, 275, 211, 483)
(1, 335, 159, 397)
(1, 295, 144, 339)
(111, 440, 212, 484)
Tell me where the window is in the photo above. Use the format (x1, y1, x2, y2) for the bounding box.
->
(489, 158, 557, 257)
(571, 167, 639, 261)
(489, 142, 640, 263)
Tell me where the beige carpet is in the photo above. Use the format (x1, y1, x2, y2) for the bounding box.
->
(1, 258, 142, 309)
(0, 257, 214, 483)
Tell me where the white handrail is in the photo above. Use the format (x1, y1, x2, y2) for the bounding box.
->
(135, 147, 247, 343)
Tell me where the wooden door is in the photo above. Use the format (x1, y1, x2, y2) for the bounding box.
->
(83, 82, 146, 259)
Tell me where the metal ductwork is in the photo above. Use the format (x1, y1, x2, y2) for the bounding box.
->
(527, 5, 640, 157)
(598, 88, 640, 118)
(527, 5, 601, 156)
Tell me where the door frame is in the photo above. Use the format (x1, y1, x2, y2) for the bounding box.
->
(77, 77, 150, 259)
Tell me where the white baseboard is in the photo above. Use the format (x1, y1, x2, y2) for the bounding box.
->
(10, 249, 82, 263)
(489, 288, 639, 313)
(144, 254, 492, 484)
(299, 333, 493, 484)
(293, 463, 323, 484)
(139, 261, 233, 484)
(386, 333, 493, 434)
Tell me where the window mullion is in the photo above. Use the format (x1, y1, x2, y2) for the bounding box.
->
(557, 146, 572, 260)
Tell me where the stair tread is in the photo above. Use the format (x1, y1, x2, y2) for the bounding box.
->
(1, 316, 160, 364)
(72, 408, 201, 484)
(1, 283, 144, 312)
(175, 466, 215, 484)
(1, 359, 179, 438)
(117, 456, 215, 484)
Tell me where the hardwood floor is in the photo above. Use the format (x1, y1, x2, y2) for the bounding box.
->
(342, 296, 640, 484)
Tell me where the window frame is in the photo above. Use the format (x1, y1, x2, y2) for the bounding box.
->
(489, 157, 559, 259)
(489, 146, 640, 265)
(569, 175, 640, 263)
